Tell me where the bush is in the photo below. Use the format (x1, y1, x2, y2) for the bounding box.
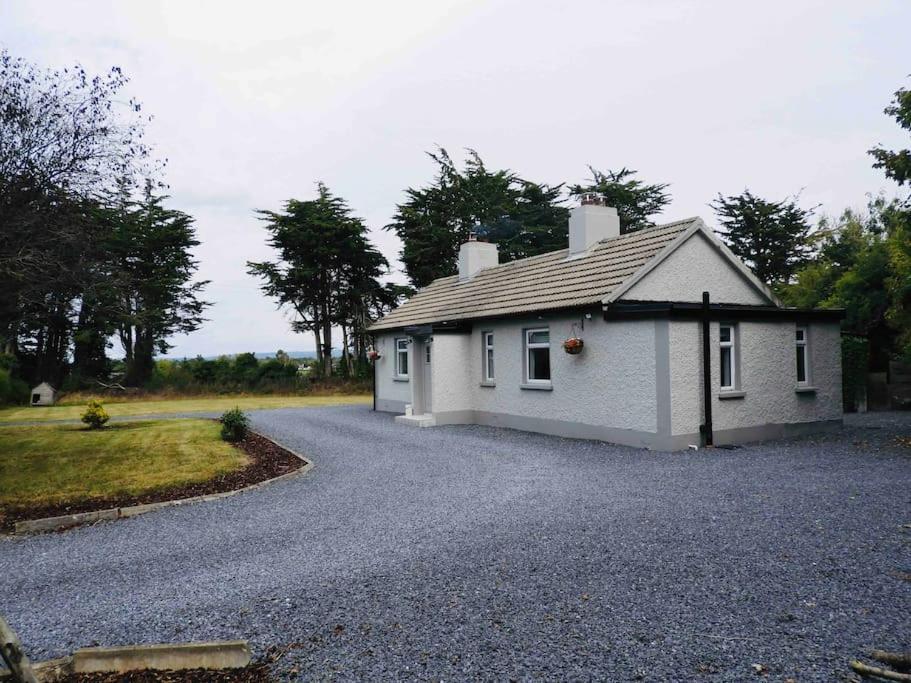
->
(81, 400, 110, 429)
(841, 335, 869, 412)
(0, 368, 12, 405)
(220, 407, 249, 442)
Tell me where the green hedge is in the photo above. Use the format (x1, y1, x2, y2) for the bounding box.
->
(841, 335, 869, 412)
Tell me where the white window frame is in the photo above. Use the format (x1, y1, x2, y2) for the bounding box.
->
(524, 327, 551, 384)
(482, 331, 495, 383)
(719, 323, 736, 390)
(395, 337, 409, 379)
(795, 326, 809, 386)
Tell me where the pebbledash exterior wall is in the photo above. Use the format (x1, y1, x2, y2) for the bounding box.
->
(374, 334, 412, 413)
(373, 314, 843, 450)
(430, 314, 659, 446)
(664, 319, 843, 448)
(621, 230, 768, 306)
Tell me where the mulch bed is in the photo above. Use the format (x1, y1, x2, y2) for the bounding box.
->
(57, 664, 273, 682)
(0, 430, 305, 532)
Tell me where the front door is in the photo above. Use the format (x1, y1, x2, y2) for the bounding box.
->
(422, 340, 433, 414)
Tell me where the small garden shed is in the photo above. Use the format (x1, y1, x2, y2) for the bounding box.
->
(30, 382, 57, 406)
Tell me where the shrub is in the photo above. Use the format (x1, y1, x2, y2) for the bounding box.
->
(81, 400, 110, 429)
(220, 407, 249, 442)
(0, 368, 12, 405)
(841, 335, 869, 412)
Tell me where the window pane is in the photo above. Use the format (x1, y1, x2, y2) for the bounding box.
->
(529, 347, 551, 380)
(528, 330, 549, 345)
(796, 329, 805, 342)
(796, 347, 806, 383)
(720, 347, 732, 387)
(400, 352, 408, 376)
(487, 349, 494, 379)
(720, 326, 731, 343)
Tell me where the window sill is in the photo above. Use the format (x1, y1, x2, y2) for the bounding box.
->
(521, 382, 553, 391)
(718, 390, 745, 400)
(795, 385, 817, 394)
(392, 376, 409, 383)
(480, 381, 496, 388)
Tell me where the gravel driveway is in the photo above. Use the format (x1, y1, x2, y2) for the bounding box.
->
(2, 406, 909, 681)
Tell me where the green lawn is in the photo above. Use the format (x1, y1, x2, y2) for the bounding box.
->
(0, 419, 249, 507)
(0, 393, 371, 423)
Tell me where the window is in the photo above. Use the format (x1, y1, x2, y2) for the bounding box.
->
(395, 338, 409, 377)
(525, 328, 551, 383)
(719, 324, 736, 390)
(483, 331, 495, 382)
(795, 326, 808, 385)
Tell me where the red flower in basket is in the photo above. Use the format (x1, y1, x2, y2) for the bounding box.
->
(367, 349, 381, 361)
(563, 337, 584, 354)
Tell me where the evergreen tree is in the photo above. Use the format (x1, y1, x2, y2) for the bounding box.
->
(568, 167, 671, 233)
(711, 190, 815, 287)
(782, 198, 904, 369)
(107, 183, 210, 386)
(869, 83, 911, 189)
(249, 184, 395, 377)
(868, 81, 911, 361)
(386, 149, 568, 288)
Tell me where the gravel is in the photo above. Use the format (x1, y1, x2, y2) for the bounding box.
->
(2, 406, 909, 681)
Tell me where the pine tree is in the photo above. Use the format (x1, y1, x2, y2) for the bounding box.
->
(107, 183, 210, 386)
(249, 184, 396, 377)
(568, 167, 671, 233)
(869, 84, 911, 188)
(386, 149, 568, 288)
(711, 190, 815, 287)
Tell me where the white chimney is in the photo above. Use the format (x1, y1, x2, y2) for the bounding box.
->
(458, 233, 498, 281)
(568, 194, 620, 256)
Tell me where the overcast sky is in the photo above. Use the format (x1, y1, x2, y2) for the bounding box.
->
(2, 0, 908, 358)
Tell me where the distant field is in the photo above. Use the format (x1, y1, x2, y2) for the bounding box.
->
(0, 394, 372, 423)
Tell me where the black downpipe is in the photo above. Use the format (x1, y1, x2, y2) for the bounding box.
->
(372, 344, 377, 412)
(700, 291, 713, 446)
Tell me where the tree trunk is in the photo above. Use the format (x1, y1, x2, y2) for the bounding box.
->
(124, 327, 155, 386)
(312, 326, 323, 371)
(321, 301, 332, 378)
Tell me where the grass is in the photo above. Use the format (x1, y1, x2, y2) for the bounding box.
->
(0, 393, 371, 423)
(0, 419, 249, 508)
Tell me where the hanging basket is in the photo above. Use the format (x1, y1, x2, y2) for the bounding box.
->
(367, 349, 381, 361)
(563, 337, 584, 355)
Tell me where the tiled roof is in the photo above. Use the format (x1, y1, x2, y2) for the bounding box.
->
(368, 218, 699, 331)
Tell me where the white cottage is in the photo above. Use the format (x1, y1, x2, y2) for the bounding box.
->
(30, 382, 57, 406)
(368, 198, 843, 450)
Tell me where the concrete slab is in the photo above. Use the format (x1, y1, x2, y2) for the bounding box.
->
(73, 641, 251, 673)
(394, 414, 437, 428)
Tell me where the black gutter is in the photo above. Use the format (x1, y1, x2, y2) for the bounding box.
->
(603, 300, 845, 322)
(700, 292, 713, 447)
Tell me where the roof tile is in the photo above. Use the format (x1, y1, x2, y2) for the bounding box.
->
(369, 218, 698, 331)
